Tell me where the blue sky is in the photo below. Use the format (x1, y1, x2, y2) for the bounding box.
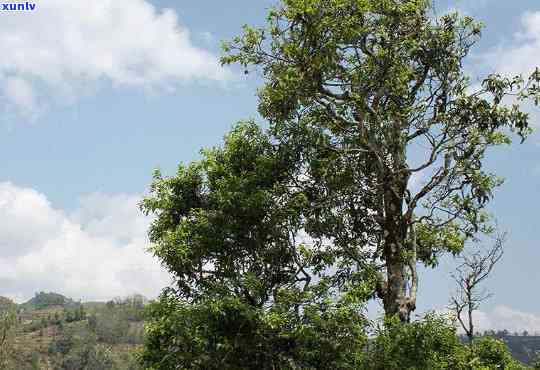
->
(0, 0, 538, 332)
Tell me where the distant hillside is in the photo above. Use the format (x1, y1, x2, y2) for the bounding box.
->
(21, 291, 75, 310)
(0, 292, 147, 369)
(505, 335, 540, 365)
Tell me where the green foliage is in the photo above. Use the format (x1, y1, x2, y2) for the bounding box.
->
(50, 328, 115, 370)
(141, 305, 533, 370)
(140, 290, 367, 369)
(65, 304, 86, 323)
(363, 314, 528, 370)
(140, 0, 540, 366)
(0, 293, 146, 369)
(0, 296, 15, 312)
(532, 352, 540, 369)
(116, 295, 147, 322)
(365, 314, 468, 369)
(220, 0, 540, 320)
(469, 336, 527, 369)
(139, 120, 376, 367)
(90, 297, 145, 345)
(30, 353, 41, 370)
(0, 309, 18, 368)
(94, 310, 130, 345)
(140, 121, 307, 307)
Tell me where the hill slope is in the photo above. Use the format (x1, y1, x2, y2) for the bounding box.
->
(0, 293, 145, 369)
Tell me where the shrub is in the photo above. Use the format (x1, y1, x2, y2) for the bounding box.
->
(140, 292, 368, 369)
(363, 313, 528, 370)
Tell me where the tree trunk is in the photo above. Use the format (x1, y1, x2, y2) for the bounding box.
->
(384, 247, 411, 322)
(379, 171, 417, 322)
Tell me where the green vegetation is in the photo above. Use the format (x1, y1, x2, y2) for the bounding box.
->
(219, 0, 540, 322)
(2, 293, 539, 368)
(480, 332, 540, 366)
(365, 314, 529, 370)
(0, 304, 18, 368)
(138, 0, 540, 368)
(141, 291, 368, 369)
(0, 294, 144, 369)
(2, 0, 538, 369)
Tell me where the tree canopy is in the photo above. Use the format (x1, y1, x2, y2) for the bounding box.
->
(220, 0, 540, 320)
(140, 0, 539, 367)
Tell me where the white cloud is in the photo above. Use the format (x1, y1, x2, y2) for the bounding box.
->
(0, 0, 230, 119)
(473, 306, 540, 334)
(485, 11, 540, 77)
(70, 193, 149, 243)
(438, 305, 540, 335)
(1, 76, 41, 120)
(478, 11, 540, 128)
(0, 182, 172, 303)
(0, 183, 64, 258)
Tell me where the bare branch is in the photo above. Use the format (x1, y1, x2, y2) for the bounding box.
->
(448, 232, 506, 343)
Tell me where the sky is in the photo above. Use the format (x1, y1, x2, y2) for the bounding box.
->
(0, 0, 538, 333)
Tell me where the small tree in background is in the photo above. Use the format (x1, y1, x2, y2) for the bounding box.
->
(449, 233, 505, 343)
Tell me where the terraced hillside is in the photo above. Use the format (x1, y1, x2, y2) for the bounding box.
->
(0, 293, 145, 369)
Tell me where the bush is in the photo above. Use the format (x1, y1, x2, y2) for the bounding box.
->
(140, 292, 368, 369)
(96, 312, 130, 344)
(49, 327, 115, 370)
(364, 313, 469, 370)
(470, 336, 527, 369)
(363, 313, 528, 370)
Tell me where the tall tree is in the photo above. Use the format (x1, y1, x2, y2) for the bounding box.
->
(221, 0, 540, 321)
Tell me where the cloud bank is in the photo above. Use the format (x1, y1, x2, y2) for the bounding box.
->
(0, 0, 229, 119)
(474, 306, 540, 334)
(0, 182, 171, 303)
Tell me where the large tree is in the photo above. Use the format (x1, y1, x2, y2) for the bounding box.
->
(140, 1, 540, 366)
(220, 0, 540, 321)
